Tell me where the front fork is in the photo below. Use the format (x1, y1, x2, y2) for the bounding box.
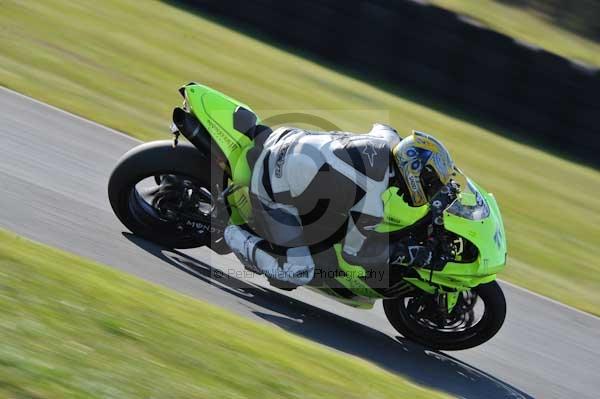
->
(404, 276, 463, 313)
(435, 291, 460, 314)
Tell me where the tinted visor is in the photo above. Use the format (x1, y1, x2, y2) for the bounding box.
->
(421, 165, 444, 200)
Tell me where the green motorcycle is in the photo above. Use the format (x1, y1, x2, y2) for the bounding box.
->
(108, 83, 508, 350)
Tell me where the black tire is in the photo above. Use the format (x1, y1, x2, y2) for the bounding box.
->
(108, 140, 224, 249)
(383, 281, 506, 351)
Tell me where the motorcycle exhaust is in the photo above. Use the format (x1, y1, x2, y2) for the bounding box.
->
(172, 107, 227, 164)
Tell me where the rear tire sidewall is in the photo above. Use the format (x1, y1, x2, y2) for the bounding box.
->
(383, 281, 506, 351)
(108, 140, 224, 249)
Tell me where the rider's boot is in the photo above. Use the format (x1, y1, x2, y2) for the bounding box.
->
(224, 225, 314, 286)
(223, 225, 264, 274)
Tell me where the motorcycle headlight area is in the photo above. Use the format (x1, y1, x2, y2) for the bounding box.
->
(445, 175, 490, 221)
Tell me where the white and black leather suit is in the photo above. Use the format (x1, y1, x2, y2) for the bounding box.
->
(224, 123, 433, 287)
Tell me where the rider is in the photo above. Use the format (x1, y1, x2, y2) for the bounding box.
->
(224, 124, 455, 288)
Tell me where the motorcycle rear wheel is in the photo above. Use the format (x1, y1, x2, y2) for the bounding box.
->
(383, 281, 506, 351)
(108, 140, 226, 249)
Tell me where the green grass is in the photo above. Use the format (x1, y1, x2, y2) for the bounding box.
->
(431, 0, 600, 67)
(1, 0, 600, 315)
(0, 229, 449, 398)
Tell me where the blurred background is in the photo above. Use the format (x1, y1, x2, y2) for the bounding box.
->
(1, 1, 600, 398)
(489, 0, 600, 40)
(183, 0, 600, 165)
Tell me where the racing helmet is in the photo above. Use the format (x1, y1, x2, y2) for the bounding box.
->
(392, 130, 455, 207)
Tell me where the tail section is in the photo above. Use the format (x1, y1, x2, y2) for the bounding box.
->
(175, 82, 259, 185)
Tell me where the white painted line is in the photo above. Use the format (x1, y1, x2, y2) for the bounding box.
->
(499, 280, 599, 320)
(0, 86, 141, 144)
(3, 84, 598, 321)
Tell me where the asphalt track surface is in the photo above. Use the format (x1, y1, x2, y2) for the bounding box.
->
(1, 87, 599, 399)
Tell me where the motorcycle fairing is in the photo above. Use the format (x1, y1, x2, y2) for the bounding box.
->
(411, 178, 507, 292)
(377, 187, 429, 233)
(370, 175, 507, 295)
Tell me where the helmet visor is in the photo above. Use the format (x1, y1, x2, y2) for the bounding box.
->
(421, 165, 444, 200)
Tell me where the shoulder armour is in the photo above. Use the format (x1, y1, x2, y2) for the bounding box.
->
(332, 136, 390, 181)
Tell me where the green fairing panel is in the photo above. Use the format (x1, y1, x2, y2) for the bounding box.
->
(442, 199, 506, 273)
(412, 183, 507, 291)
(332, 244, 385, 299)
(376, 187, 429, 233)
(376, 179, 506, 293)
(183, 83, 255, 186)
(227, 185, 253, 225)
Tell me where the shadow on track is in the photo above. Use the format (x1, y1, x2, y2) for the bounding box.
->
(124, 233, 531, 399)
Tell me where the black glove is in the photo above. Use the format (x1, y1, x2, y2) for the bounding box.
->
(390, 243, 434, 267)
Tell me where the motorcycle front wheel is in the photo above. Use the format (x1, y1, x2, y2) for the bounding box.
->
(383, 281, 506, 351)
